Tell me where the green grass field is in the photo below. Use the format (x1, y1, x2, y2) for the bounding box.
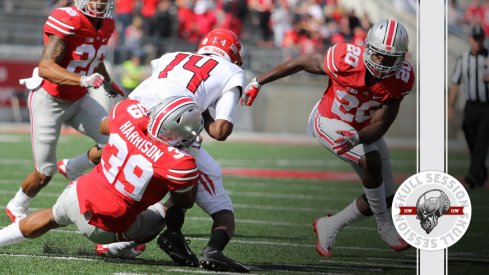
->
(0, 133, 487, 274)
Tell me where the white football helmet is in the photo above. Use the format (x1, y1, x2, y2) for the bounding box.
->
(147, 96, 203, 148)
(75, 0, 114, 18)
(363, 19, 409, 79)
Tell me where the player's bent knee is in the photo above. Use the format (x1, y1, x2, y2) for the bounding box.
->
(211, 210, 235, 225)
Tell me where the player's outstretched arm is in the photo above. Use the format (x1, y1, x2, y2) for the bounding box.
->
(242, 53, 326, 106)
(358, 98, 402, 144)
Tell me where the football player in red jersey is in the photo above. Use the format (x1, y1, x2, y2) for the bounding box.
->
(0, 96, 202, 259)
(6, 0, 125, 223)
(125, 28, 249, 273)
(243, 19, 414, 256)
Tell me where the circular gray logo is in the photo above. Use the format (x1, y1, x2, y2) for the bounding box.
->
(392, 171, 471, 250)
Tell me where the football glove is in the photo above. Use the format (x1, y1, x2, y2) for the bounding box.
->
(241, 77, 262, 106)
(103, 81, 125, 98)
(332, 130, 360, 155)
(80, 73, 105, 88)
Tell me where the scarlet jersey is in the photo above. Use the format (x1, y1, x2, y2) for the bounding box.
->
(40, 6, 115, 101)
(129, 51, 244, 112)
(319, 43, 415, 131)
(76, 99, 198, 233)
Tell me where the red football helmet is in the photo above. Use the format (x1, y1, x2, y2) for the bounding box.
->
(197, 28, 244, 67)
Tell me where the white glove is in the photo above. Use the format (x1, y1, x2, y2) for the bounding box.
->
(80, 73, 105, 88)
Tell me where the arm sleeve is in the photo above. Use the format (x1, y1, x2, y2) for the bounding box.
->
(451, 55, 463, 85)
(214, 86, 240, 124)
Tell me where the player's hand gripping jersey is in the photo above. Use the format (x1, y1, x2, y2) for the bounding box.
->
(41, 7, 115, 101)
(76, 99, 198, 233)
(129, 51, 245, 111)
(319, 43, 415, 131)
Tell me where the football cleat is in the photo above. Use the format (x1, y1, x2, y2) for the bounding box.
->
(57, 159, 82, 181)
(200, 246, 250, 273)
(5, 199, 29, 223)
(312, 216, 337, 257)
(378, 223, 410, 252)
(95, 243, 145, 259)
(157, 229, 199, 267)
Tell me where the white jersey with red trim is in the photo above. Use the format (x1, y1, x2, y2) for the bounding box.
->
(319, 43, 415, 131)
(129, 51, 244, 116)
(76, 99, 197, 233)
(41, 6, 115, 101)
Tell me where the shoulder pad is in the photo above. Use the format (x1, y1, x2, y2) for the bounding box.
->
(45, 7, 81, 37)
(324, 43, 363, 78)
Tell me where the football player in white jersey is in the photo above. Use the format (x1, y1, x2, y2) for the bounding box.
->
(102, 28, 248, 272)
(243, 20, 414, 256)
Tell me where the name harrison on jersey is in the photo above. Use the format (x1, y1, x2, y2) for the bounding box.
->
(119, 121, 164, 162)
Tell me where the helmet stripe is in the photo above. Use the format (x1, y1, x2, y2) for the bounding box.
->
(150, 97, 195, 138)
(385, 20, 398, 48)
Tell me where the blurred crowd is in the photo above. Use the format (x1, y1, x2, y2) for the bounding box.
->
(448, 0, 489, 39)
(48, 0, 376, 59)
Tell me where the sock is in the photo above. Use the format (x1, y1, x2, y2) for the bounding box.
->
(66, 153, 94, 174)
(363, 183, 390, 229)
(10, 188, 32, 209)
(329, 199, 367, 231)
(105, 241, 137, 254)
(0, 222, 27, 247)
(206, 228, 230, 251)
(165, 207, 184, 233)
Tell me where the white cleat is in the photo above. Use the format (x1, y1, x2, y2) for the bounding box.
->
(95, 243, 146, 259)
(312, 215, 337, 257)
(57, 159, 82, 181)
(379, 223, 410, 252)
(5, 199, 30, 223)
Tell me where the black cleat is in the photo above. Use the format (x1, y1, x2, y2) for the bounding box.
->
(200, 246, 250, 273)
(157, 229, 199, 267)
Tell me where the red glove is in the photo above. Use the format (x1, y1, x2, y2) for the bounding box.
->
(332, 130, 360, 155)
(241, 77, 262, 106)
(80, 73, 105, 88)
(103, 81, 125, 98)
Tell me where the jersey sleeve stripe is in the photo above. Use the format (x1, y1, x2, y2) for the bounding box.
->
(48, 16, 75, 30)
(111, 101, 124, 119)
(169, 167, 198, 174)
(46, 21, 75, 35)
(326, 45, 338, 78)
(167, 174, 199, 181)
